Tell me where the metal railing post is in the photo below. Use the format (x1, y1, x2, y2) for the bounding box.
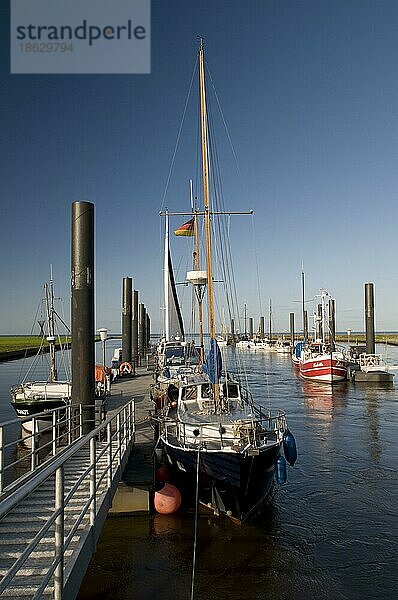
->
(52, 410, 57, 456)
(31, 418, 38, 471)
(121, 407, 125, 452)
(67, 406, 72, 446)
(127, 403, 131, 440)
(107, 421, 112, 488)
(54, 465, 65, 600)
(0, 426, 3, 493)
(89, 436, 96, 526)
(123, 407, 127, 451)
(117, 413, 121, 465)
(79, 404, 83, 438)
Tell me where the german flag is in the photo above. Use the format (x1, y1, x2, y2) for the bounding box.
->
(174, 217, 195, 236)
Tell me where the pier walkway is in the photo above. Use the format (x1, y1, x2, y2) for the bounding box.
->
(0, 368, 154, 599)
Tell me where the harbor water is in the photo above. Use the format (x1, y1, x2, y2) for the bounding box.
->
(1, 342, 397, 599)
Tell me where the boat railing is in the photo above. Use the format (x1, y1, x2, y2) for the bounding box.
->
(10, 380, 72, 400)
(334, 343, 347, 353)
(0, 399, 135, 598)
(0, 402, 106, 494)
(160, 409, 286, 451)
(359, 353, 384, 368)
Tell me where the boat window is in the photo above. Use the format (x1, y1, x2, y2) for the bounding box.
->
(182, 386, 198, 400)
(185, 346, 200, 366)
(164, 347, 185, 366)
(164, 345, 200, 367)
(223, 383, 239, 398)
(200, 384, 211, 398)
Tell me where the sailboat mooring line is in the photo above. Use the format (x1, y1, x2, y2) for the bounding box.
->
(190, 447, 201, 600)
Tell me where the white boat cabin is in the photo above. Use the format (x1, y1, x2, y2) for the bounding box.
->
(178, 376, 242, 416)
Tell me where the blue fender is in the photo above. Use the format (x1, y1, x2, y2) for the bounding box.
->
(276, 456, 287, 484)
(283, 429, 297, 466)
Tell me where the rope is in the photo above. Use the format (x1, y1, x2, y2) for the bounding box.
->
(250, 214, 263, 319)
(159, 56, 198, 213)
(190, 447, 200, 600)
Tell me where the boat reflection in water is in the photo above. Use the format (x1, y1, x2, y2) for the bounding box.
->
(300, 379, 349, 422)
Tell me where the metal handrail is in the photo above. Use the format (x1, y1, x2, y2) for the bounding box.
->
(0, 403, 105, 494)
(0, 399, 135, 599)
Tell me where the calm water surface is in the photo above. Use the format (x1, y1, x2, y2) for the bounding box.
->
(1, 344, 397, 599)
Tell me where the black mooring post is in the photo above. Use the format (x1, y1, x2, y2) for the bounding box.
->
(248, 317, 254, 339)
(142, 306, 147, 355)
(329, 299, 336, 351)
(146, 313, 151, 348)
(317, 304, 323, 341)
(304, 310, 308, 341)
(139, 303, 146, 361)
(290, 313, 295, 347)
(365, 282, 375, 354)
(132, 290, 139, 368)
(259, 316, 265, 339)
(122, 277, 132, 363)
(230, 318, 235, 343)
(71, 201, 95, 434)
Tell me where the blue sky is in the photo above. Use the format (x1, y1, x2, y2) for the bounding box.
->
(1, 0, 398, 335)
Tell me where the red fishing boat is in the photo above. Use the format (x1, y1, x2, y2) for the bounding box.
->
(299, 342, 347, 382)
(298, 289, 347, 383)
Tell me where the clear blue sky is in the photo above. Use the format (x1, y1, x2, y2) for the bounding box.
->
(1, 0, 398, 335)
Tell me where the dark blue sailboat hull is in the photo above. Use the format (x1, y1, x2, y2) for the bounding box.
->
(161, 440, 281, 522)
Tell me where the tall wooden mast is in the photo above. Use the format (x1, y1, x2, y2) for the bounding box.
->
(199, 39, 219, 405)
(190, 179, 204, 363)
(199, 39, 215, 341)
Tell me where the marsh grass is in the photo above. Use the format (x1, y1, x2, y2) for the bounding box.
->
(0, 336, 70, 353)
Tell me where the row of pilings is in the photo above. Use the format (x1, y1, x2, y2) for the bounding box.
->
(71, 200, 151, 433)
(238, 283, 376, 351)
(121, 277, 151, 367)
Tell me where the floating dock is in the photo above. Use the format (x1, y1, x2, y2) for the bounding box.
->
(107, 368, 155, 514)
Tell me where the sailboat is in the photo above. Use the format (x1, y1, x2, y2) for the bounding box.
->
(10, 275, 72, 432)
(153, 40, 296, 523)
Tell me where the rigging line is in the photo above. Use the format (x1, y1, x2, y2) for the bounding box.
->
(18, 290, 45, 381)
(205, 68, 251, 337)
(207, 64, 245, 191)
(160, 56, 198, 213)
(190, 447, 201, 600)
(195, 99, 201, 210)
(54, 319, 70, 381)
(22, 336, 46, 384)
(52, 310, 70, 333)
(250, 214, 263, 319)
(204, 64, 251, 383)
(206, 103, 238, 327)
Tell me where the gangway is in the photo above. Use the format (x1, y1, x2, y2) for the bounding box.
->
(0, 399, 135, 599)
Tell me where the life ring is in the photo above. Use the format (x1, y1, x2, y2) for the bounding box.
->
(119, 362, 133, 375)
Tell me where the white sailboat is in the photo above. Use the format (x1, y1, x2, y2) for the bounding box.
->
(10, 275, 72, 432)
